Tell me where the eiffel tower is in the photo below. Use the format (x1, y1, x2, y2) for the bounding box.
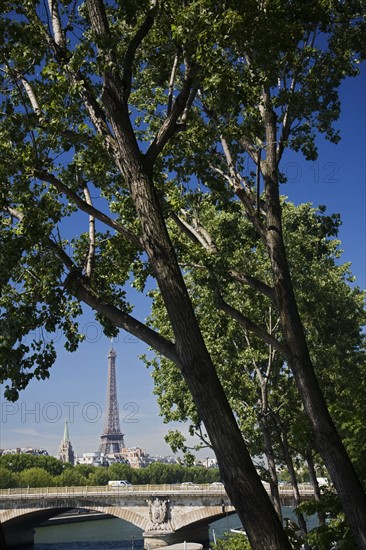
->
(99, 343, 125, 455)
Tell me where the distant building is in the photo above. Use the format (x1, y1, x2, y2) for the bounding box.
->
(76, 451, 106, 467)
(75, 447, 180, 469)
(99, 344, 125, 455)
(58, 420, 75, 465)
(0, 447, 49, 456)
(196, 457, 218, 468)
(117, 447, 152, 468)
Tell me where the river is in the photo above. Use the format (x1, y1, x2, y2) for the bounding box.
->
(33, 508, 311, 549)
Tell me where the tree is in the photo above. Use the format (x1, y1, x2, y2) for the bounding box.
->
(35, 454, 73, 476)
(0, 2, 365, 547)
(0, 467, 18, 489)
(212, 532, 251, 550)
(74, 464, 95, 478)
(0, 454, 36, 473)
(108, 463, 134, 483)
(149, 199, 366, 540)
(88, 467, 110, 486)
(19, 467, 55, 488)
(55, 467, 88, 486)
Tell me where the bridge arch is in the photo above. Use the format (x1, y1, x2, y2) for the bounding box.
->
(172, 504, 236, 531)
(0, 500, 149, 532)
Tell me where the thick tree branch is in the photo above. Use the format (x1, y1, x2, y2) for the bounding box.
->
(239, 135, 258, 162)
(3, 205, 24, 222)
(85, 0, 110, 37)
(47, 0, 66, 49)
(66, 270, 179, 364)
(277, 77, 296, 163)
(260, 88, 278, 177)
(20, 76, 43, 120)
(34, 169, 143, 249)
(72, 72, 116, 149)
(43, 237, 179, 363)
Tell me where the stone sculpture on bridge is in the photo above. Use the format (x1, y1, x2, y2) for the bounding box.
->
(147, 497, 171, 531)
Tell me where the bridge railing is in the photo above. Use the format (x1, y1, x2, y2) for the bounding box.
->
(0, 483, 315, 499)
(0, 484, 223, 498)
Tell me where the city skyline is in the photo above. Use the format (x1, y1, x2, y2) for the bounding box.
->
(0, 335, 197, 459)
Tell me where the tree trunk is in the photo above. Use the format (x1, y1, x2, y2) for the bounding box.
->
(260, 417, 282, 520)
(262, 107, 366, 546)
(127, 164, 292, 549)
(278, 427, 309, 544)
(305, 450, 326, 527)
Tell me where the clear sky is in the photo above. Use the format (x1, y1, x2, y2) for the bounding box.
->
(0, 68, 365, 461)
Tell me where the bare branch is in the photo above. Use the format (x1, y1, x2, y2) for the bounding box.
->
(82, 182, 95, 279)
(171, 211, 218, 254)
(20, 77, 43, 119)
(34, 169, 143, 249)
(219, 297, 289, 359)
(167, 53, 180, 115)
(122, 2, 158, 101)
(145, 64, 199, 167)
(229, 269, 276, 304)
(243, 330, 265, 387)
(219, 135, 267, 242)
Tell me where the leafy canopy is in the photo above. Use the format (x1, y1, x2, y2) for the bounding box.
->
(0, 1, 364, 401)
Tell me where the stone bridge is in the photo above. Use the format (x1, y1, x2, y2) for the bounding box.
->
(0, 483, 314, 548)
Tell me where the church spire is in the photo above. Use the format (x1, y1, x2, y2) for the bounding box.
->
(63, 419, 70, 443)
(59, 419, 75, 465)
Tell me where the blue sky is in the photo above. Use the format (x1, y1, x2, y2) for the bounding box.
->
(0, 69, 365, 461)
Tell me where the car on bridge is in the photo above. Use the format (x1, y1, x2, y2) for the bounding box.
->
(108, 480, 132, 488)
(180, 482, 199, 490)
